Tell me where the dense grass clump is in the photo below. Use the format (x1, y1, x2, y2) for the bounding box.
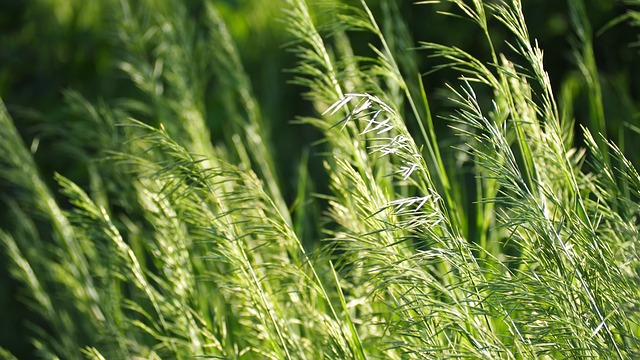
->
(1, 0, 639, 358)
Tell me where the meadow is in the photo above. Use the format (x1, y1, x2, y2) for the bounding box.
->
(1, 0, 639, 358)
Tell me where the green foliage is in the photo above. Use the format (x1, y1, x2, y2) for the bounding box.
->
(1, 0, 639, 358)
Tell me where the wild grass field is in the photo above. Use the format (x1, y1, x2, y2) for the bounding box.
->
(1, 0, 639, 358)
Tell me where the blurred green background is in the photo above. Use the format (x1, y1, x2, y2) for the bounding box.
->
(1, 0, 638, 357)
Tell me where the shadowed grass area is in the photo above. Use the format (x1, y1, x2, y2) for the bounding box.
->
(1, 0, 639, 358)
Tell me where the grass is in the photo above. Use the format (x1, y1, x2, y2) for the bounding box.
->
(1, 0, 639, 358)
